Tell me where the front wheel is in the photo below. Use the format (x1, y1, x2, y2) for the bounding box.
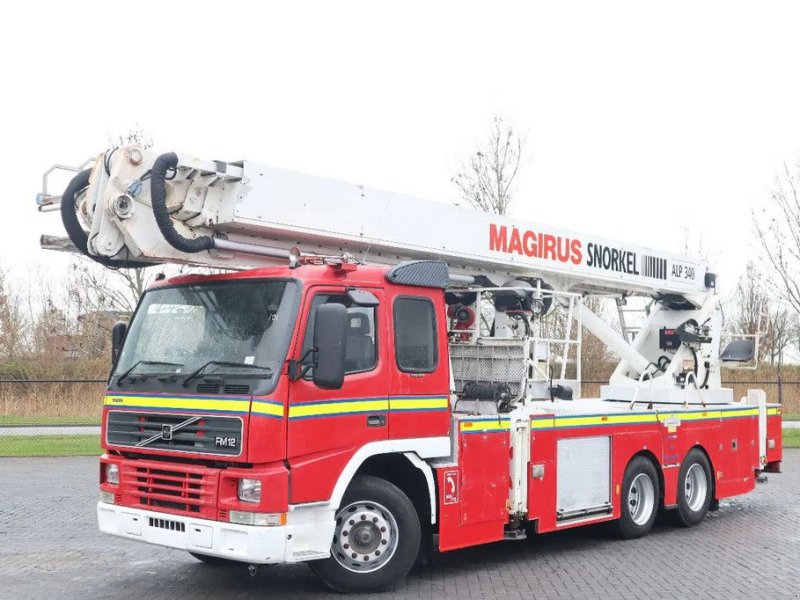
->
(614, 456, 660, 539)
(309, 475, 421, 593)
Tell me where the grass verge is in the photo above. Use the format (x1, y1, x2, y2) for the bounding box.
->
(783, 428, 800, 448)
(0, 434, 101, 457)
(783, 413, 800, 422)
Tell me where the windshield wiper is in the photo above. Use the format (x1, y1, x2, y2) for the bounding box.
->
(117, 361, 185, 385)
(182, 361, 273, 388)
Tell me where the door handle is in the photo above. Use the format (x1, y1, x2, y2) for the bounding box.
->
(366, 414, 386, 427)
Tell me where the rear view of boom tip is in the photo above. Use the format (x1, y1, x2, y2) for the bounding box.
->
(60, 169, 149, 269)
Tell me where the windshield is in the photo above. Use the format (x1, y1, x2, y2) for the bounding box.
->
(112, 279, 299, 395)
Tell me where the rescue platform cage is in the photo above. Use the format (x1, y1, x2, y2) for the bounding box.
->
(448, 287, 583, 404)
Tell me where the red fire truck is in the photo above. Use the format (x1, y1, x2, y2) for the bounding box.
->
(39, 147, 782, 592)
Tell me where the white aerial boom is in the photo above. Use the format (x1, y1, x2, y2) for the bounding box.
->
(41, 146, 711, 295)
(40, 146, 745, 404)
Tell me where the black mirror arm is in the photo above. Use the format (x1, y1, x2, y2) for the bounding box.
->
(288, 347, 318, 380)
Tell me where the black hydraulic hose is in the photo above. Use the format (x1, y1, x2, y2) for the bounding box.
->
(60, 169, 150, 269)
(150, 152, 215, 253)
(60, 169, 92, 257)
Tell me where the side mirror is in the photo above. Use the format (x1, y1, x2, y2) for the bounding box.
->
(312, 303, 348, 389)
(111, 321, 128, 363)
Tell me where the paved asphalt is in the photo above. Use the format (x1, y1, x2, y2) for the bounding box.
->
(1, 452, 798, 600)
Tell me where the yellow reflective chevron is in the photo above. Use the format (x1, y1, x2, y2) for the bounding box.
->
(251, 399, 284, 418)
(103, 394, 250, 414)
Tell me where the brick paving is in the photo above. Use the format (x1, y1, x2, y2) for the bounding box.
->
(1, 452, 798, 600)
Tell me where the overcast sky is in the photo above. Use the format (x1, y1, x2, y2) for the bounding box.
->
(3, 1, 800, 297)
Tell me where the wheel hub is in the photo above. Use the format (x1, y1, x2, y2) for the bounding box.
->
(628, 473, 655, 525)
(332, 501, 399, 573)
(685, 463, 708, 512)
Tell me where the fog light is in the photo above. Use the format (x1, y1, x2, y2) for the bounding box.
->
(106, 463, 119, 485)
(229, 511, 286, 527)
(100, 491, 115, 504)
(238, 478, 261, 503)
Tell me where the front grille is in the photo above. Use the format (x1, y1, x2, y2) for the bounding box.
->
(121, 461, 219, 518)
(106, 411, 243, 456)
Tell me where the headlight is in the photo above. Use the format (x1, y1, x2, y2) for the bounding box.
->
(238, 478, 261, 503)
(105, 463, 119, 485)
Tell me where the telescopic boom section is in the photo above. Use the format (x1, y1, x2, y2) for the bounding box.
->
(54, 146, 713, 299)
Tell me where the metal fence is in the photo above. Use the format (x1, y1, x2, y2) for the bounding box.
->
(0, 378, 797, 456)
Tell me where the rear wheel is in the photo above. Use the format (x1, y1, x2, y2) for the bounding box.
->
(189, 552, 241, 566)
(673, 449, 712, 527)
(310, 475, 421, 593)
(614, 456, 660, 539)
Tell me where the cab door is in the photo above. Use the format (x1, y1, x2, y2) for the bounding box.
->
(387, 289, 451, 440)
(287, 285, 389, 503)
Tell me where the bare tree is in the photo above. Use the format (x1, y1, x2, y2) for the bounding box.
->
(754, 161, 800, 315)
(734, 262, 767, 336)
(732, 261, 796, 366)
(0, 270, 27, 359)
(763, 307, 794, 365)
(452, 115, 526, 215)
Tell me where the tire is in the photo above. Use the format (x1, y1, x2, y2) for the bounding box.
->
(673, 448, 712, 527)
(614, 456, 660, 539)
(309, 475, 421, 593)
(189, 552, 241, 566)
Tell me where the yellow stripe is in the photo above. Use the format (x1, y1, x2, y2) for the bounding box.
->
(767, 407, 781, 416)
(289, 399, 389, 418)
(530, 408, 760, 430)
(389, 397, 449, 411)
(460, 420, 510, 432)
(556, 414, 660, 428)
(663, 411, 722, 422)
(720, 408, 759, 418)
(104, 394, 248, 413)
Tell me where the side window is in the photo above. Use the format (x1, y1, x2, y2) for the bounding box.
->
(302, 293, 378, 375)
(394, 297, 437, 373)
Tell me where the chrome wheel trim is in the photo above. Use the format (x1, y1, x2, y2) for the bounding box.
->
(628, 472, 656, 526)
(331, 501, 399, 574)
(685, 463, 708, 512)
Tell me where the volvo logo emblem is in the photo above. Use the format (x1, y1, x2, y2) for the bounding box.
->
(161, 424, 173, 441)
